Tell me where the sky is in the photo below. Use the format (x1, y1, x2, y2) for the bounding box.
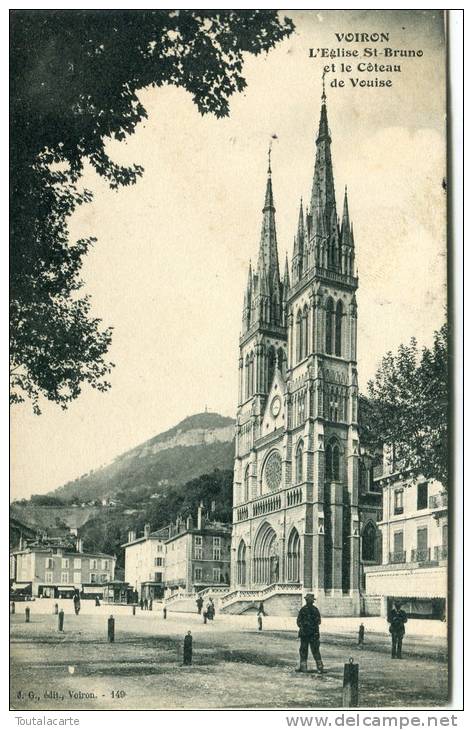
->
(11, 10, 447, 500)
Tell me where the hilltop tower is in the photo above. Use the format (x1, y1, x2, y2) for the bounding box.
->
(229, 88, 361, 616)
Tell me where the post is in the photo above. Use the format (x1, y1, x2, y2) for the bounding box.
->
(108, 615, 115, 643)
(25, 607, 30, 623)
(258, 615, 263, 631)
(132, 604, 136, 616)
(342, 658, 359, 707)
(163, 607, 167, 620)
(58, 609, 64, 632)
(54, 603, 59, 615)
(11, 602, 15, 615)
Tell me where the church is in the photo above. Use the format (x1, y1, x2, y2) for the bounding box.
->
(226, 87, 368, 616)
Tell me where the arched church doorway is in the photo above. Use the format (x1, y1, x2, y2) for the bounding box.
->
(287, 527, 301, 583)
(237, 540, 247, 585)
(253, 523, 279, 585)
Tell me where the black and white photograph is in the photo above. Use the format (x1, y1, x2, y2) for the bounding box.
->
(9, 8, 460, 714)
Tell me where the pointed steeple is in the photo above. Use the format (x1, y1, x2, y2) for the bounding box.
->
(310, 82, 337, 242)
(340, 186, 351, 246)
(283, 253, 290, 291)
(257, 147, 280, 286)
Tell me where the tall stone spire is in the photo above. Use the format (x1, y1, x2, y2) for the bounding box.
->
(310, 82, 337, 241)
(340, 186, 352, 247)
(257, 147, 280, 286)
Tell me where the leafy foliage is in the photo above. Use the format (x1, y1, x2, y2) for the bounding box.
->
(365, 323, 449, 486)
(79, 468, 233, 565)
(10, 10, 294, 412)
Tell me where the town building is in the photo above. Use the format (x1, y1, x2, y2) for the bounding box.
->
(10, 538, 116, 598)
(227, 85, 368, 616)
(363, 462, 448, 619)
(122, 524, 168, 601)
(164, 506, 231, 595)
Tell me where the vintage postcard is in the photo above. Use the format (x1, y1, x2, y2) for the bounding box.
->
(10, 9, 455, 712)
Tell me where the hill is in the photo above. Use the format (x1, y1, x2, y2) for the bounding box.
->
(50, 411, 235, 504)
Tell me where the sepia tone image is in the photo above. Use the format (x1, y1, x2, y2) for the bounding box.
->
(10, 9, 449, 710)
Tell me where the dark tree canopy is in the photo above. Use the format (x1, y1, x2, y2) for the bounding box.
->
(364, 323, 449, 487)
(10, 10, 294, 412)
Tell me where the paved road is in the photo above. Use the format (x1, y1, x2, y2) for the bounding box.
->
(10, 608, 448, 710)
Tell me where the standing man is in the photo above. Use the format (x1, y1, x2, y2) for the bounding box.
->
(73, 591, 81, 616)
(196, 595, 204, 615)
(388, 601, 408, 659)
(296, 593, 324, 673)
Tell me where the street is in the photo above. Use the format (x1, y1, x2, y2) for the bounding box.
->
(10, 602, 448, 710)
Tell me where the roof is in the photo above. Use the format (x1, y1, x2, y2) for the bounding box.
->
(11, 547, 115, 559)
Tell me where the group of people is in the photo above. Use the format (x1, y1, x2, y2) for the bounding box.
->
(295, 593, 408, 674)
(196, 595, 215, 622)
(139, 597, 153, 611)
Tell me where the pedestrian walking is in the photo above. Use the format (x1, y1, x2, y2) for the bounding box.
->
(149, 598, 153, 612)
(144, 597, 148, 611)
(388, 601, 408, 659)
(140, 598, 144, 611)
(257, 601, 266, 616)
(95, 596, 101, 607)
(296, 593, 324, 673)
(196, 595, 204, 615)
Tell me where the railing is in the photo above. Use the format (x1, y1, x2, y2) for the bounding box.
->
(411, 548, 431, 563)
(434, 545, 448, 561)
(252, 494, 281, 517)
(429, 493, 448, 509)
(389, 551, 406, 564)
(236, 506, 249, 522)
(164, 592, 195, 604)
(220, 582, 302, 607)
(287, 487, 303, 507)
(197, 586, 230, 599)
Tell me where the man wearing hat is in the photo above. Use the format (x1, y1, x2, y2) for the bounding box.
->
(387, 600, 408, 659)
(296, 593, 324, 673)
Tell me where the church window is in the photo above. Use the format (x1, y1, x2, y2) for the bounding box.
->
(277, 347, 286, 377)
(362, 522, 377, 562)
(325, 298, 334, 354)
(248, 353, 255, 396)
(267, 346, 276, 390)
(325, 440, 340, 482)
(244, 355, 250, 400)
(302, 305, 309, 358)
(335, 300, 343, 356)
(264, 451, 282, 492)
(243, 465, 250, 503)
(295, 441, 303, 484)
(296, 310, 302, 362)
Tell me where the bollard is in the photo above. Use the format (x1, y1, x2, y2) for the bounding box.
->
(54, 603, 59, 615)
(342, 658, 359, 707)
(58, 609, 64, 632)
(108, 615, 115, 643)
(258, 615, 263, 631)
(183, 631, 193, 666)
(132, 604, 136, 616)
(203, 611, 207, 624)
(163, 607, 167, 620)
(11, 602, 15, 615)
(25, 607, 30, 623)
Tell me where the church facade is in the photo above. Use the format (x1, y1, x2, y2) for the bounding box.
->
(229, 90, 362, 615)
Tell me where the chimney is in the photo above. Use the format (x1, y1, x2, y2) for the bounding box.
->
(197, 501, 204, 530)
(76, 537, 83, 553)
(186, 514, 194, 530)
(144, 524, 151, 539)
(127, 530, 136, 543)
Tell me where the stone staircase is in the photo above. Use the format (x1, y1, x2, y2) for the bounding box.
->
(219, 584, 303, 616)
